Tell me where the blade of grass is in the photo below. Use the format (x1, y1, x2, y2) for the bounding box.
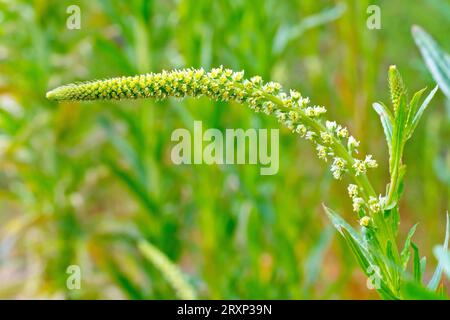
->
(428, 213, 449, 290)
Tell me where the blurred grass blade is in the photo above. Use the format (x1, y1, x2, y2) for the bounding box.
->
(99, 116, 148, 185)
(138, 240, 197, 300)
(104, 258, 145, 299)
(273, 3, 346, 55)
(428, 213, 449, 290)
(433, 245, 450, 279)
(303, 225, 334, 290)
(105, 158, 158, 214)
(412, 25, 450, 100)
(420, 257, 427, 280)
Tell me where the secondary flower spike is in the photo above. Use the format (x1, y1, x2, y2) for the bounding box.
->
(46, 66, 379, 211)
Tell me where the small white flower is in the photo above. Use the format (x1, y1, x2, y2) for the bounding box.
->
(352, 197, 365, 212)
(305, 131, 316, 140)
(290, 89, 301, 101)
(331, 157, 347, 180)
(295, 124, 307, 137)
(285, 120, 295, 130)
(347, 184, 359, 198)
(347, 136, 360, 151)
(313, 106, 327, 115)
(326, 121, 337, 132)
(297, 97, 310, 108)
(288, 110, 300, 121)
(364, 155, 378, 168)
(262, 101, 275, 115)
(304, 107, 315, 117)
(353, 159, 366, 176)
(320, 131, 334, 145)
(336, 126, 349, 138)
(232, 71, 244, 81)
(316, 144, 328, 161)
(250, 75, 263, 85)
(275, 110, 286, 121)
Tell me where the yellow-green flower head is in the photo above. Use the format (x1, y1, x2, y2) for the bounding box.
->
(388, 65, 407, 113)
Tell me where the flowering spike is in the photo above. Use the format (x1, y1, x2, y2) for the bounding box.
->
(388, 65, 407, 113)
(47, 67, 377, 202)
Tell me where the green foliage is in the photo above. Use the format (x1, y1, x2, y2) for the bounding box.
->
(428, 213, 449, 290)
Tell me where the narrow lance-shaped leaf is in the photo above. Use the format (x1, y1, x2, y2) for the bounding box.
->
(372, 102, 393, 151)
(411, 242, 422, 283)
(323, 205, 366, 248)
(400, 223, 418, 270)
(408, 85, 439, 138)
(323, 205, 399, 300)
(405, 87, 426, 137)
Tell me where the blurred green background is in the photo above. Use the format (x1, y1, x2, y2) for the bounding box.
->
(0, 0, 448, 299)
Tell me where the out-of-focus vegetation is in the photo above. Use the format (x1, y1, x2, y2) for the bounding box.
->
(0, 0, 448, 299)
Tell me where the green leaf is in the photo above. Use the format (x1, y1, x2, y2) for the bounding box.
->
(340, 228, 371, 272)
(420, 257, 427, 281)
(428, 213, 450, 290)
(386, 240, 395, 266)
(323, 205, 365, 248)
(390, 206, 400, 235)
(409, 85, 439, 137)
(372, 102, 394, 150)
(411, 242, 421, 283)
(341, 229, 398, 299)
(400, 224, 418, 270)
(405, 87, 426, 139)
(323, 206, 398, 300)
(412, 25, 450, 100)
